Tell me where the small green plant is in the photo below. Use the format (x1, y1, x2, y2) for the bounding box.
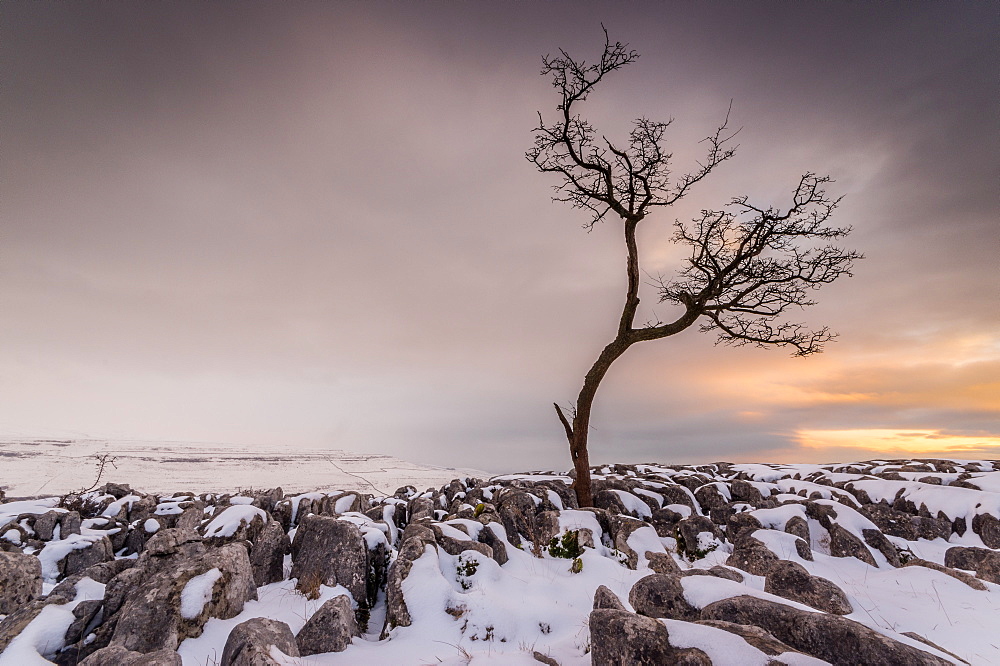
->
(570, 557, 583, 574)
(548, 530, 584, 559)
(473, 502, 486, 518)
(456, 555, 479, 590)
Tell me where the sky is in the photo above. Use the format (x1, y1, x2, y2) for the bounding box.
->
(2, 1, 998, 473)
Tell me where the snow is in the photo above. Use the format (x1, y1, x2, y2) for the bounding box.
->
(608, 489, 652, 518)
(180, 568, 224, 619)
(202, 505, 268, 538)
(36, 534, 107, 583)
(0, 577, 106, 665)
(144, 518, 161, 533)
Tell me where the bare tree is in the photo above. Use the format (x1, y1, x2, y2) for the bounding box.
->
(527, 30, 861, 507)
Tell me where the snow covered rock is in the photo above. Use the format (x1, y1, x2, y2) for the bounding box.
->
(249, 519, 290, 587)
(220, 617, 299, 665)
(83, 529, 257, 656)
(589, 608, 710, 665)
(78, 645, 182, 665)
(700, 595, 952, 665)
(944, 545, 1000, 584)
(0, 551, 42, 613)
(290, 513, 367, 603)
(294, 594, 359, 655)
(763, 559, 853, 615)
(629, 573, 699, 621)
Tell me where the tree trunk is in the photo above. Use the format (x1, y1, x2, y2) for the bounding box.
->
(562, 339, 631, 507)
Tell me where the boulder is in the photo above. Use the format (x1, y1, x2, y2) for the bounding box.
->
(79, 646, 182, 665)
(593, 585, 625, 610)
(64, 536, 114, 578)
(696, 619, 800, 656)
(944, 546, 1000, 584)
(290, 514, 367, 604)
(106, 530, 257, 653)
(249, 520, 290, 587)
(645, 551, 681, 575)
(764, 559, 853, 614)
(783, 515, 811, 543)
(0, 551, 42, 613)
(675, 515, 721, 560)
(726, 533, 779, 575)
(476, 523, 508, 566)
(383, 536, 434, 633)
(221, 617, 300, 665)
(295, 594, 359, 655)
(903, 558, 987, 591)
(588, 609, 675, 666)
(828, 524, 878, 566)
(971, 513, 1000, 548)
(628, 574, 698, 620)
(701, 595, 952, 665)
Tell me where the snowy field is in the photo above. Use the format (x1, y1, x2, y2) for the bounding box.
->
(1, 451, 999, 665)
(0, 439, 487, 497)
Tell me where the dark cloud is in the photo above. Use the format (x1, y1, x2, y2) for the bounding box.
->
(1, 2, 997, 471)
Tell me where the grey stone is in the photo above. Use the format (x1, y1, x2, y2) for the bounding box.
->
(64, 536, 114, 578)
(290, 514, 367, 604)
(295, 594, 359, 655)
(107, 533, 257, 653)
(64, 599, 104, 645)
(436, 534, 493, 560)
(79, 646, 182, 665)
(828, 524, 877, 566)
(764, 559, 853, 614)
(593, 584, 625, 610)
(588, 609, 674, 666)
(701, 595, 952, 665)
(645, 551, 681, 575)
(250, 520, 290, 587)
(0, 550, 42, 613)
(696, 620, 800, 656)
(477, 523, 509, 566)
(971, 513, 1000, 548)
(944, 546, 1000, 584)
(221, 617, 300, 665)
(675, 515, 721, 560)
(628, 573, 698, 620)
(727, 511, 764, 542)
(383, 536, 435, 633)
(862, 529, 900, 567)
(727, 533, 779, 575)
(903, 558, 987, 591)
(783, 515, 811, 543)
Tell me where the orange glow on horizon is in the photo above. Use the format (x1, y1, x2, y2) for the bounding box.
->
(796, 428, 1000, 455)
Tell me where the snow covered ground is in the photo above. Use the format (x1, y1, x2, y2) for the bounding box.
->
(2, 453, 999, 665)
(0, 439, 487, 497)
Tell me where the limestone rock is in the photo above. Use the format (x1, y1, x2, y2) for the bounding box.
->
(701, 595, 952, 665)
(764, 559, 853, 614)
(295, 594, 359, 655)
(290, 514, 367, 604)
(0, 551, 42, 613)
(249, 520, 290, 587)
(593, 585, 625, 611)
(221, 617, 299, 665)
(628, 574, 698, 621)
(79, 646, 182, 665)
(588, 608, 674, 666)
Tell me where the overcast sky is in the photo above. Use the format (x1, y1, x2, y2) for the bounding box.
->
(2, 1, 998, 472)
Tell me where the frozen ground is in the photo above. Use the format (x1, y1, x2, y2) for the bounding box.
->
(0, 439, 487, 497)
(2, 455, 999, 665)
